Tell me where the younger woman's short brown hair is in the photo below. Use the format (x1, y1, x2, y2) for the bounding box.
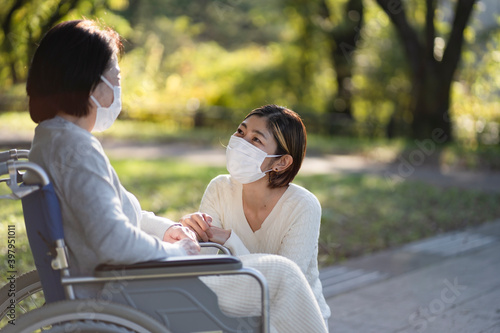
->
(27, 20, 123, 123)
(244, 104, 307, 188)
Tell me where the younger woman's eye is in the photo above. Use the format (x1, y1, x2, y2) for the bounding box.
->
(252, 137, 261, 144)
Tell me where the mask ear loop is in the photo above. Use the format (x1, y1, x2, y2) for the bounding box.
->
(90, 95, 102, 108)
(100, 75, 115, 89)
(220, 138, 228, 149)
(90, 75, 113, 108)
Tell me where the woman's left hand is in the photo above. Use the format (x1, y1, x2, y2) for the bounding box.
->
(179, 212, 213, 242)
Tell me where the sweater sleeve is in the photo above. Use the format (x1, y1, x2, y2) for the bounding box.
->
(140, 211, 180, 240)
(199, 175, 250, 255)
(276, 192, 322, 276)
(56, 139, 186, 264)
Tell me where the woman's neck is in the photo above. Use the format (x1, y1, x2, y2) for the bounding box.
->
(242, 180, 288, 231)
(57, 109, 95, 132)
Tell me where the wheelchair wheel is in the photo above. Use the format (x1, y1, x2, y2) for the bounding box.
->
(1, 299, 171, 333)
(0, 270, 44, 327)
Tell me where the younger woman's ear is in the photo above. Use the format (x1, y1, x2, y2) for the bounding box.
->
(275, 155, 293, 172)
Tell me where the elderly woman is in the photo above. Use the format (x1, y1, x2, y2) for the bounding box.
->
(26, 19, 328, 333)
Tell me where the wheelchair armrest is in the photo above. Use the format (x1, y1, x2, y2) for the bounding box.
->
(200, 241, 232, 255)
(94, 255, 242, 278)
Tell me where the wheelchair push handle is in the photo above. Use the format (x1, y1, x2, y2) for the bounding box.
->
(1, 160, 51, 199)
(0, 160, 50, 186)
(0, 149, 30, 162)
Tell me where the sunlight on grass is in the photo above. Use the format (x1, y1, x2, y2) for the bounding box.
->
(112, 159, 226, 218)
(297, 173, 500, 267)
(0, 111, 35, 138)
(0, 199, 34, 275)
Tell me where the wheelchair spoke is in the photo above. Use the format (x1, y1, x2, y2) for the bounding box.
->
(27, 291, 43, 311)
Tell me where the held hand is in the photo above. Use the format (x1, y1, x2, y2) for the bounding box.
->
(175, 238, 201, 256)
(179, 212, 213, 242)
(208, 226, 231, 245)
(163, 225, 198, 244)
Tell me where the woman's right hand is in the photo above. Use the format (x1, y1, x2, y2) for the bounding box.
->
(179, 212, 213, 242)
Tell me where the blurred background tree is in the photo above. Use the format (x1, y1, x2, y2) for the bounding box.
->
(375, 0, 476, 142)
(0, 0, 498, 146)
(318, 0, 364, 134)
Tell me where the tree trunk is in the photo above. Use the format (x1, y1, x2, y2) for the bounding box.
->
(327, 0, 364, 119)
(412, 65, 452, 142)
(376, 0, 476, 143)
(319, 0, 364, 134)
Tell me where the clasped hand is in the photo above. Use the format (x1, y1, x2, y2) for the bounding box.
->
(179, 212, 230, 244)
(163, 224, 200, 255)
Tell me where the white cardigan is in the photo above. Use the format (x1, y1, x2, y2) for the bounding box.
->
(200, 175, 331, 320)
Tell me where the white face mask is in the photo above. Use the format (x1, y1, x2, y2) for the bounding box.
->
(226, 135, 281, 184)
(90, 75, 121, 132)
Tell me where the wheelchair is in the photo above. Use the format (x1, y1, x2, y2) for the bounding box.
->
(0, 150, 45, 327)
(0, 149, 270, 332)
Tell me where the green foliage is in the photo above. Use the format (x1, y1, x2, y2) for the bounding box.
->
(1, 0, 499, 145)
(452, 24, 500, 147)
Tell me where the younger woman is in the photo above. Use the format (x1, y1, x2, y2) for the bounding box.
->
(181, 105, 331, 326)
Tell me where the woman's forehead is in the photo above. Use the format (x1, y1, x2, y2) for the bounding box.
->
(241, 116, 271, 135)
(242, 115, 268, 128)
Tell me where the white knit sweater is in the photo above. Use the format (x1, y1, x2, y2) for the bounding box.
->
(200, 175, 331, 320)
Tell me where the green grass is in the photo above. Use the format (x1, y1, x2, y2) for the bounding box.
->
(1, 158, 499, 276)
(298, 174, 500, 266)
(112, 159, 226, 217)
(0, 200, 32, 275)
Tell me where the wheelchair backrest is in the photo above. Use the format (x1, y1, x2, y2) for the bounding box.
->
(21, 182, 66, 303)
